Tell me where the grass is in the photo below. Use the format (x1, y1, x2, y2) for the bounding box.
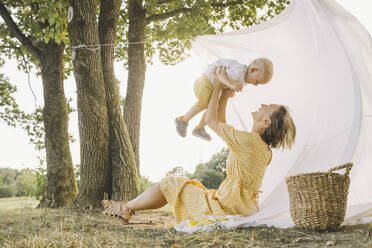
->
(0, 198, 372, 247)
(0, 197, 39, 210)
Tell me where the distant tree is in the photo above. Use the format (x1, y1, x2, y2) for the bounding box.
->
(0, 168, 18, 185)
(190, 148, 229, 189)
(166, 166, 189, 177)
(205, 147, 229, 176)
(0, 184, 17, 197)
(0, 168, 39, 197)
(32, 163, 47, 200)
(191, 163, 225, 189)
(139, 176, 153, 193)
(0, 168, 19, 197)
(15, 169, 37, 197)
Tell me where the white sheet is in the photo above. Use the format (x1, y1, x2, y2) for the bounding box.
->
(179, 0, 372, 233)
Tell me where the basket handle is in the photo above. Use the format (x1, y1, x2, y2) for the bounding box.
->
(328, 162, 353, 176)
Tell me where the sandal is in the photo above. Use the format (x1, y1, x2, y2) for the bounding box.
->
(102, 200, 135, 223)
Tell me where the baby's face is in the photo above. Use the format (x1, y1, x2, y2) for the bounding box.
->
(246, 63, 271, 86)
(250, 71, 268, 86)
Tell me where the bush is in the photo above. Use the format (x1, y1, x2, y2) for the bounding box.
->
(31, 165, 47, 200)
(190, 147, 229, 189)
(0, 184, 17, 197)
(139, 176, 153, 193)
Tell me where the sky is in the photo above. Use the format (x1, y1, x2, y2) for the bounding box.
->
(0, 0, 371, 182)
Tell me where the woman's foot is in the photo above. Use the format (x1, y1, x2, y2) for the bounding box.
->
(102, 200, 135, 223)
(192, 126, 211, 141)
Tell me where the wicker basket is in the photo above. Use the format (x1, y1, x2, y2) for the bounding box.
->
(286, 163, 352, 230)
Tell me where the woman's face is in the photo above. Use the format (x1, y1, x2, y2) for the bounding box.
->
(252, 104, 281, 133)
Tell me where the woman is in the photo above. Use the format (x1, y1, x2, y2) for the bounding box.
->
(102, 68, 296, 224)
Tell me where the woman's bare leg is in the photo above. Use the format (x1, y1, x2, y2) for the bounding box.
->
(183, 105, 203, 122)
(126, 184, 167, 211)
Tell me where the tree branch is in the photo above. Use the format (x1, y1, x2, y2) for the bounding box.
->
(146, 0, 244, 23)
(0, 1, 42, 60)
(211, 0, 243, 8)
(157, 0, 176, 4)
(146, 7, 192, 23)
(0, 44, 20, 50)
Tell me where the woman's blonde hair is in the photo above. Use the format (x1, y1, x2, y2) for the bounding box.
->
(261, 105, 296, 149)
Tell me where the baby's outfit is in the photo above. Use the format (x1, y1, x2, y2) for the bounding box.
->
(175, 59, 248, 141)
(195, 59, 248, 109)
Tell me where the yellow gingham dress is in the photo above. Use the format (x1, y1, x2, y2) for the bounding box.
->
(160, 122, 272, 223)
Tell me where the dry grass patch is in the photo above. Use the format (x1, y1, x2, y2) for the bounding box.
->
(0, 197, 39, 210)
(0, 207, 371, 247)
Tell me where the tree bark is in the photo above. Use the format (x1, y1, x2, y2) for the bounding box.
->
(123, 0, 147, 172)
(99, 0, 140, 201)
(0, 1, 78, 208)
(39, 41, 78, 207)
(68, 0, 110, 208)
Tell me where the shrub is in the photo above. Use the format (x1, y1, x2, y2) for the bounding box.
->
(139, 176, 153, 193)
(0, 184, 17, 197)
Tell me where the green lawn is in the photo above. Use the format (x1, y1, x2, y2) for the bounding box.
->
(0, 197, 39, 210)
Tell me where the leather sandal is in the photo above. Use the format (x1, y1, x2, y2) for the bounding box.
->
(102, 200, 135, 223)
(117, 203, 135, 223)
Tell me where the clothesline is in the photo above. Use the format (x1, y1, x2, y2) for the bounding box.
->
(70, 41, 149, 51)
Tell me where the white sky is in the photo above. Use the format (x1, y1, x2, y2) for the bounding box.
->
(0, 0, 371, 182)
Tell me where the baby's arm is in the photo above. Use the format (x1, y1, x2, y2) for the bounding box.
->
(216, 66, 243, 92)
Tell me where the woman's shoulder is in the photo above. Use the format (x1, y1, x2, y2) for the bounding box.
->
(218, 122, 267, 151)
(218, 122, 256, 138)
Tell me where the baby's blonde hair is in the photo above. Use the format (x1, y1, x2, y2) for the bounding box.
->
(253, 58, 274, 83)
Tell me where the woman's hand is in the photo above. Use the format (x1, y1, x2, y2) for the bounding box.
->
(214, 78, 225, 89)
(215, 66, 228, 89)
(222, 88, 235, 98)
(216, 66, 242, 92)
(231, 82, 243, 92)
(216, 66, 227, 81)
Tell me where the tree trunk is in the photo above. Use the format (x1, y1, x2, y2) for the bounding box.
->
(39, 41, 78, 207)
(98, 0, 140, 201)
(123, 0, 146, 172)
(68, 0, 110, 208)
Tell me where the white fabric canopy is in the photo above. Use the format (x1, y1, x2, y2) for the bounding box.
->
(180, 0, 372, 232)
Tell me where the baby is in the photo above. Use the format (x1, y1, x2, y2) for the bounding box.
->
(175, 58, 274, 141)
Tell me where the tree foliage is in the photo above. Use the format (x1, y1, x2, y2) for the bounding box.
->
(190, 147, 229, 189)
(166, 147, 229, 189)
(121, 0, 289, 175)
(0, 167, 37, 198)
(116, 0, 289, 66)
(166, 166, 190, 177)
(0, 0, 71, 67)
(0, 0, 78, 207)
(0, 0, 74, 151)
(139, 176, 153, 193)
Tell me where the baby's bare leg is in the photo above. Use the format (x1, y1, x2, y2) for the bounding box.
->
(183, 104, 203, 122)
(197, 111, 207, 128)
(126, 184, 167, 211)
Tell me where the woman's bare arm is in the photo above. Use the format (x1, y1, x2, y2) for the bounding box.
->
(218, 89, 235, 123)
(206, 67, 236, 133)
(215, 67, 243, 92)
